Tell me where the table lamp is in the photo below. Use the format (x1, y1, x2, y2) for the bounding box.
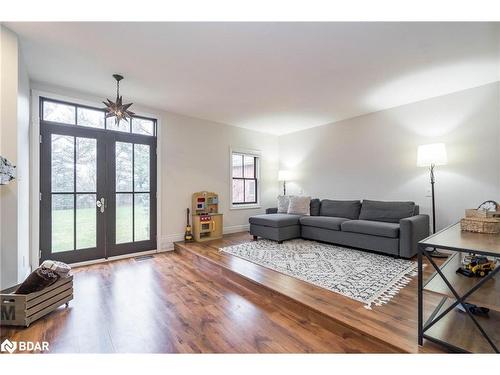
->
(417, 143, 448, 258)
(278, 170, 291, 195)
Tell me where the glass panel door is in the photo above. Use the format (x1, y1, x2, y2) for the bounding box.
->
(106, 134, 156, 257)
(113, 142, 151, 244)
(40, 125, 106, 264)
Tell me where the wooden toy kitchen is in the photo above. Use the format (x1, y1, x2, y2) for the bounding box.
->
(191, 191, 223, 242)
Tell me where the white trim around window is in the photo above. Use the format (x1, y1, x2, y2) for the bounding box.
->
(229, 147, 261, 210)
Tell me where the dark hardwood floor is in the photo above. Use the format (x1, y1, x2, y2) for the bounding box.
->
(1, 234, 410, 353)
(175, 232, 447, 353)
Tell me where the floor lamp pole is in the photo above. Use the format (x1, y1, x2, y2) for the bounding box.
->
(430, 164, 436, 234)
(428, 164, 447, 258)
(283, 180, 286, 196)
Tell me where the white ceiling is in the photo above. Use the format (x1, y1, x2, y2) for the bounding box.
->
(6, 22, 500, 135)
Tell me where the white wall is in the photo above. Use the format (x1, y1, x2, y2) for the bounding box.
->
(17, 46, 31, 282)
(0, 25, 30, 289)
(279, 82, 500, 231)
(0, 26, 18, 289)
(161, 111, 279, 248)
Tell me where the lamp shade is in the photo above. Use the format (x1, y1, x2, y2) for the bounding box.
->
(278, 170, 291, 181)
(417, 143, 447, 167)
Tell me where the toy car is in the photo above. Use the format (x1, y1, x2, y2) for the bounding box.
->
(457, 255, 497, 277)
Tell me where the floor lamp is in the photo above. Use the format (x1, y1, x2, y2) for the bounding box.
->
(417, 143, 448, 258)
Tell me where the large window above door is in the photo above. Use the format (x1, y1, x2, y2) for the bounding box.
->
(41, 97, 156, 136)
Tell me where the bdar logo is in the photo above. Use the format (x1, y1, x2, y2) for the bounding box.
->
(0, 339, 49, 353)
(1, 339, 17, 353)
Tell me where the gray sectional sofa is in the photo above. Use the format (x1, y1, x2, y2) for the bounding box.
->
(249, 199, 429, 258)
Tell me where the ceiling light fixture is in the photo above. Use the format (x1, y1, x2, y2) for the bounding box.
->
(103, 74, 135, 125)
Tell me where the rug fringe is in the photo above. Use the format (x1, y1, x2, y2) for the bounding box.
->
(364, 263, 418, 309)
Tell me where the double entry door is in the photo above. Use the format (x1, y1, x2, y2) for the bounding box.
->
(40, 122, 157, 264)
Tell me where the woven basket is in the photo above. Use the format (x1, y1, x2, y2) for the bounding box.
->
(465, 208, 500, 219)
(460, 217, 500, 234)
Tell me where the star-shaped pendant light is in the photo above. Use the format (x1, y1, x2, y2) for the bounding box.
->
(103, 74, 135, 126)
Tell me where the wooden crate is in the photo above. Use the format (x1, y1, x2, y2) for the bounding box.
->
(1, 276, 73, 327)
(460, 217, 500, 234)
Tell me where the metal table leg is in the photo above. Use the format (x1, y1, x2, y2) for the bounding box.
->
(417, 243, 423, 346)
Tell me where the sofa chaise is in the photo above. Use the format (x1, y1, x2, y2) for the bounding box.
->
(249, 199, 429, 258)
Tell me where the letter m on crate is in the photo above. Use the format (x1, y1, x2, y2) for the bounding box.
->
(1, 304, 15, 321)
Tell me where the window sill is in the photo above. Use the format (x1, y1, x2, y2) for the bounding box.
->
(230, 204, 261, 210)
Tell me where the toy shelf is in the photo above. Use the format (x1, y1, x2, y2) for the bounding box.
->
(424, 296, 500, 353)
(191, 191, 223, 242)
(424, 253, 500, 312)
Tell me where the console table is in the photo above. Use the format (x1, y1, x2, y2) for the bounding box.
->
(418, 223, 499, 353)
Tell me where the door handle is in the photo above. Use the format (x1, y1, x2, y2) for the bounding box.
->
(96, 197, 105, 213)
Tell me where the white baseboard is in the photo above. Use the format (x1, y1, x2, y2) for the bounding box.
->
(69, 249, 160, 268)
(223, 224, 250, 234)
(160, 224, 250, 251)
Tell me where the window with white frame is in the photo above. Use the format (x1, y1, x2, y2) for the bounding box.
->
(231, 150, 260, 206)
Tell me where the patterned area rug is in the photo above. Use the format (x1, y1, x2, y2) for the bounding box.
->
(220, 239, 418, 309)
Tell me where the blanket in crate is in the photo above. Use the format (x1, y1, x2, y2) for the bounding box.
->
(14, 260, 71, 295)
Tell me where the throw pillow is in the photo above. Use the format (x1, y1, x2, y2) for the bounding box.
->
(277, 195, 290, 213)
(310, 198, 321, 216)
(288, 196, 311, 215)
